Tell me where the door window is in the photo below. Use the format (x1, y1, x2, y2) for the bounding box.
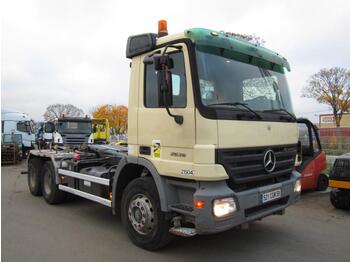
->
(311, 128, 320, 153)
(144, 52, 186, 108)
(17, 122, 28, 132)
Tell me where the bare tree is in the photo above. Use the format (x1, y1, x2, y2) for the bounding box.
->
(43, 104, 84, 121)
(223, 32, 266, 46)
(302, 67, 350, 149)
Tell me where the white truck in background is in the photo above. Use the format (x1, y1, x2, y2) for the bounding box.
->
(43, 116, 94, 146)
(1, 109, 35, 156)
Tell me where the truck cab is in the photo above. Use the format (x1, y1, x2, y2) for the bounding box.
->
(1, 109, 35, 156)
(127, 27, 300, 213)
(45, 116, 94, 146)
(124, 25, 300, 239)
(92, 118, 110, 144)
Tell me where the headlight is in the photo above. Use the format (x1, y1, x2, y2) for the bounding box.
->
(294, 180, 301, 193)
(213, 197, 237, 218)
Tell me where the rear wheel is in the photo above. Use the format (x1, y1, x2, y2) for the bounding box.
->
(330, 189, 350, 210)
(316, 174, 328, 191)
(42, 161, 67, 204)
(121, 177, 173, 250)
(28, 158, 42, 196)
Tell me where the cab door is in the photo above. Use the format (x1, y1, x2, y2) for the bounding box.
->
(137, 43, 195, 178)
(297, 118, 325, 189)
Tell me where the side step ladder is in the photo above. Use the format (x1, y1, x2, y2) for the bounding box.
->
(58, 169, 112, 207)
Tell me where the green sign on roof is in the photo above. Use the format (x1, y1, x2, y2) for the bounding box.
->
(185, 28, 291, 72)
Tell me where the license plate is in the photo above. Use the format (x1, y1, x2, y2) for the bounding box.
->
(262, 189, 281, 203)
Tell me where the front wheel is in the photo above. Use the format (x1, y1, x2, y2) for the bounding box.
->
(121, 177, 173, 250)
(330, 189, 350, 210)
(316, 174, 328, 191)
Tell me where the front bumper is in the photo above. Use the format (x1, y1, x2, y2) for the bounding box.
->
(193, 170, 300, 234)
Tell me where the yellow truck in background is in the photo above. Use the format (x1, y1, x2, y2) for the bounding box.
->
(92, 119, 110, 144)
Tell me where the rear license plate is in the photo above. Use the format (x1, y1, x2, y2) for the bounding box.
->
(262, 189, 281, 203)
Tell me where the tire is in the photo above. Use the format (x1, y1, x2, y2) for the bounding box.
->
(316, 174, 328, 191)
(41, 161, 67, 204)
(330, 189, 350, 210)
(121, 177, 173, 250)
(28, 158, 43, 196)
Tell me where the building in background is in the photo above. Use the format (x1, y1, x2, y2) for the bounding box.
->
(319, 113, 350, 151)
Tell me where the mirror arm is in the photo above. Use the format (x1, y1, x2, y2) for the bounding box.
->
(162, 92, 183, 125)
(165, 106, 184, 125)
(162, 45, 182, 56)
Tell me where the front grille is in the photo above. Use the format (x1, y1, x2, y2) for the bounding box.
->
(245, 196, 289, 217)
(216, 144, 297, 191)
(62, 136, 89, 145)
(331, 159, 350, 181)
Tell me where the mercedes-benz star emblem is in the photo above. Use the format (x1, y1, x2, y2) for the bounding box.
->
(263, 149, 276, 173)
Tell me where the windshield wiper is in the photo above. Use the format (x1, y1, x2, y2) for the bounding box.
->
(263, 108, 297, 121)
(207, 102, 262, 119)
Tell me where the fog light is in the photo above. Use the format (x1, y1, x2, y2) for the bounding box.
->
(294, 180, 301, 193)
(213, 197, 236, 218)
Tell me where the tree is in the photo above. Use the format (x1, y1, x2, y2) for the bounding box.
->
(92, 104, 128, 134)
(43, 104, 84, 121)
(302, 67, 350, 149)
(223, 32, 266, 46)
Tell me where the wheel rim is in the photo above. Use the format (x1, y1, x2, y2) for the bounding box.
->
(128, 194, 155, 235)
(43, 170, 52, 195)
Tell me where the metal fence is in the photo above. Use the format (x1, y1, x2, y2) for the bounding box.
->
(320, 128, 350, 152)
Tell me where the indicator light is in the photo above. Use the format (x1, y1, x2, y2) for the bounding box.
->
(194, 200, 205, 209)
(73, 153, 81, 159)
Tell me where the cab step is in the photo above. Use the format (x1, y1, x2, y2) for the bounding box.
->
(169, 227, 197, 237)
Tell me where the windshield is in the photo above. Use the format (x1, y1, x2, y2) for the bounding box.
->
(93, 124, 105, 132)
(17, 121, 33, 133)
(195, 46, 294, 120)
(57, 121, 91, 134)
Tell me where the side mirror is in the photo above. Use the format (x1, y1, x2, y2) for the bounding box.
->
(157, 69, 173, 107)
(45, 122, 55, 133)
(145, 51, 183, 125)
(153, 54, 174, 70)
(150, 54, 173, 107)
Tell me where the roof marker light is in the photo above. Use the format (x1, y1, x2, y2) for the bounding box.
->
(158, 20, 168, 37)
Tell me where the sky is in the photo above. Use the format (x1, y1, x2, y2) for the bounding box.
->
(1, 0, 350, 122)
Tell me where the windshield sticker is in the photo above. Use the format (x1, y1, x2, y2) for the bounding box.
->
(200, 79, 216, 102)
(242, 76, 278, 101)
